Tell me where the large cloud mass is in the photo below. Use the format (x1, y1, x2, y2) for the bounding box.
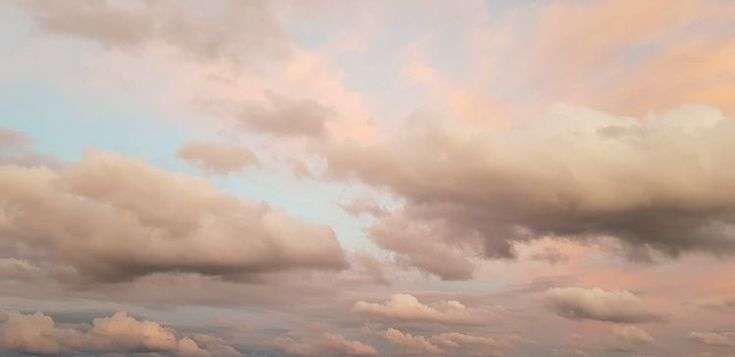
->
(328, 104, 735, 278)
(0, 149, 347, 282)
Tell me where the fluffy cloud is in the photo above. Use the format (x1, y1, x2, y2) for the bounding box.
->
(377, 328, 442, 354)
(177, 140, 257, 174)
(0, 149, 347, 282)
(0, 310, 238, 355)
(688, 331, 735, 347)
(543, 287, 664, 323)
(273, 331, 377, 356)
(613, 325, 654, 351)
(328, 104, 735, 278)
(352, 293, 481, 325)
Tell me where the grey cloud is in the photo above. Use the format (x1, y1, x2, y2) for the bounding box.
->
(528, 246, 570, 265)
(239, 91, 335, 138)
(327, 104, 735, 278)
(177, 140, 257, 174)
(689, 331, 735, 347)
(0, 149, 347, 282)
(19, 0, 288, 63)
(543, 287, 664, 323)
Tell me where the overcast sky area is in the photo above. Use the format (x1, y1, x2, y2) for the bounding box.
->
(2, 0, 735, 356)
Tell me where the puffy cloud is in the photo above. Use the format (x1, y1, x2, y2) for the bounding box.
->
(689, 331, 735, 347)
(377, 328, 442, 354)
(0, 149, 347, 282)
(273, 331, 377, 356)
(0, 310, 238, 355)
(339, 195, 385, 217)
(613, 325, 654, 351)
(0, 311, 82, 355)
(352, 293, 481, 325)
(543, 287, 664, 323)
(177, 140, 257, 174)
(83, 312, 179, 352)
(328, 104, 735, 277)
(238, 91, 335, 138)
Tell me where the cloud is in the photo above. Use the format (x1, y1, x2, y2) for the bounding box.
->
(339, 195, 385, 217)
(327, 104, 735, 277)
(273, 331, 377, 356)
(0, 258, 41, 280)
(528, 246, 569, 265)
(19, 0, 288, 63)
(352, 293, 481, 325)
(613, 325, 654, 351)
(177, 140, 257, 174)
(368, 213, 476, 280)
(0, 128, 30, 149)
(0, 310, 238, 355)
(543, 287, 664, 323)
(238, 91, 335, 138)
(0, 149, 347, 282)
(689, 331, 735, 347)
(377, 328, 442, 354)
(432, 332, 526, 355)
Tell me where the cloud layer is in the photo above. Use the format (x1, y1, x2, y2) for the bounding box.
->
(0, 149, 347, 282)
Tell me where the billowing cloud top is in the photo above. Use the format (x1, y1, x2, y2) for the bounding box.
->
(0, 149, 347, 282)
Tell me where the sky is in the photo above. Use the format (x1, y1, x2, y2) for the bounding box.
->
(1, 0, 735, 356)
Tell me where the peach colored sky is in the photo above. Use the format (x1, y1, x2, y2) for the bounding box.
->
(1, 1, 735, 356)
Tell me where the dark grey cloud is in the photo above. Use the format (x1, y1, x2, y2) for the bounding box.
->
(327, 104, 735, 278)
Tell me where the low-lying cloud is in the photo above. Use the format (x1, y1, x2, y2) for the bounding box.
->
(543, 287, 664, 323)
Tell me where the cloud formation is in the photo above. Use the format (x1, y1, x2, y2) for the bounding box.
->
(238, 91, 335, 138)
(0, 149, 347, 282)
(273, 331, 377, 356)
(328, 104, 735, 277)
(352, 293, 481, 325)
(613, 325, 654, 351)
(177, 140, 257, 174)
(0, 310, 238, 355)
(688, 331, 735, 347)
(543, 287, 664, 323)
(377, 328, 443, 354)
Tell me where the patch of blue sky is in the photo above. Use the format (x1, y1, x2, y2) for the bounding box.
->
(0, 78, 373, 250)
